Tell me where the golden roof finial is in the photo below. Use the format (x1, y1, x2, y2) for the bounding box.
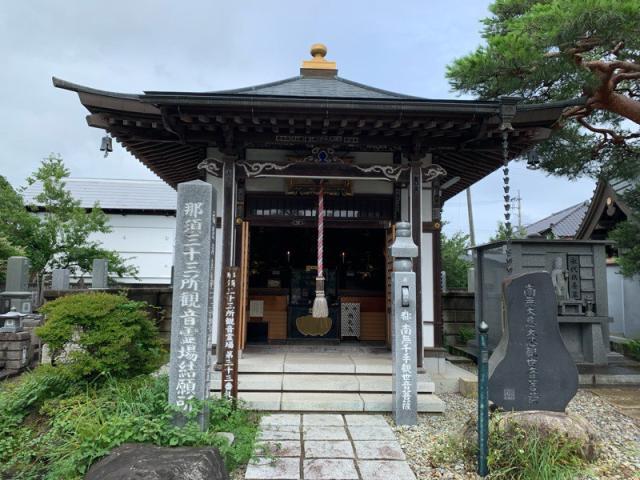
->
(310, 43, 328, 59)
(301, 43, 337, 77)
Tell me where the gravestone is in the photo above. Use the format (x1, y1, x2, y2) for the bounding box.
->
(91, 259, 108, 288)
(0, 256, 32, 314)
(168, 180, 216, 430)
(52, 268, 70, 290)
(390, 222, 418, 426)
(6, 256, 29, 292)
(489, 271, 578, 412)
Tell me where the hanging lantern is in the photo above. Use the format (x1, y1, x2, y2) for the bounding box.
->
(100, 135, 113, 158)
(526, 148, 541, 169)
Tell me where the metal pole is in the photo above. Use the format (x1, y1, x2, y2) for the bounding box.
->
(466, 188, 476, 247)
(477, 320, 489, 477)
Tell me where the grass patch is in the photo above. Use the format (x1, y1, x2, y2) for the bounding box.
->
(433, 414, 593, 479)
(0, 368, 259, 479)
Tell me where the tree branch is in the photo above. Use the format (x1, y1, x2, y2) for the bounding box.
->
(612, 72, 640, 87)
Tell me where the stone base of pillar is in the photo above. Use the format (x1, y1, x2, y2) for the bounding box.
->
(423, 347, 448, 374)
(0, 330, 32, 375)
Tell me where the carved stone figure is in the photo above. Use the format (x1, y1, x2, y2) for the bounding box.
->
(551, 256, 569, 300)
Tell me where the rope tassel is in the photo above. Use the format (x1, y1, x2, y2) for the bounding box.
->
(312, 181, 329, 318)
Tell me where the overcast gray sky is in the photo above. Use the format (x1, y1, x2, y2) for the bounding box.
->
(0, 0, 594, 243)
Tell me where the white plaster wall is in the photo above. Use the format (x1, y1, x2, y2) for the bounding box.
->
(88, 213, 175, 284)
(421, 188, 434, 348)
(607, 264, 640, 338)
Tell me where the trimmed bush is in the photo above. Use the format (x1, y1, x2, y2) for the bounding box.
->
(37, 292, 164, 381)
(0, 373, 259, 479)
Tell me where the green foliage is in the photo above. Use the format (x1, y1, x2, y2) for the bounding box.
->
(37, 292, 164, 381)
(434, 413, 591, 479)
(490, 221, 528, 242)
(448, 0, 640, 275)
(447, 0, 640, 105)
(486, 420, 590, 479)
(0, 155, 137, 289)
(609, 216, 640, 277)
(441, 230, 472, 289)
(0, 236, 25, 283)
(0, 371, 259, 479)
(623, 339, 640, 361)
(457, 326, 476, 345)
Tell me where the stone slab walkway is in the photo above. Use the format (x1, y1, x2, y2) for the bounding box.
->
(245, 413, 416, 480)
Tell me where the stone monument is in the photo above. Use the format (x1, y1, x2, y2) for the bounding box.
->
(0, 256, 32, 314)
(52, 268, 70, 290)
(489, 271, 578, 412)
(474, 239, 611, 365)
(389, 222, 418, 426)
(91, 259, 108, 289)
(168, 180, 216, 430)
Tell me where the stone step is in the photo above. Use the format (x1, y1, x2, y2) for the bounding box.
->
(223, 391, 446, 413)
(233, 353, 393, 374)
(210, 373, 435, 394)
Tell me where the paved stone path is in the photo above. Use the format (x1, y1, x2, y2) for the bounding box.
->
(245, 413, 416, 480)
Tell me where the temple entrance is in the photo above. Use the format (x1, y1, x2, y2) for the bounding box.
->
(246, 226, 387, 344)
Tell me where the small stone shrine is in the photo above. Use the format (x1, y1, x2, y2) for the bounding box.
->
(474, 239, 611, 365)
(168, 180, 216, 429)
(489, 271, 578, 412)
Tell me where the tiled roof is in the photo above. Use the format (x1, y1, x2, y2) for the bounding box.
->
(525, 201, 589, 238)
(22, 178, 176, 212)
(214, 75, 419, 99)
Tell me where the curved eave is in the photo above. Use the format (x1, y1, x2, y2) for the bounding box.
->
(53, 76, 579, 126)
(53, 76, 577, 195)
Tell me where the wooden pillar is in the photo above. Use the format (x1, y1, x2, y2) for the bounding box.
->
(216, 154, 237, 366)
(431, 181, 444, 348)
(410, 160, 423, 368)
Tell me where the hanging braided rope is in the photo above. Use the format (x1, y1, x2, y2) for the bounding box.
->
(502, 130, 513, 275)
(312, 181, 329, 318)
(318, 181, 324, 275)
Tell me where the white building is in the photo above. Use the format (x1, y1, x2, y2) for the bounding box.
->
(22, 178, 176, 286)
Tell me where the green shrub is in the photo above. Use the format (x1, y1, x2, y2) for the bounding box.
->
(37, 292, 164, 381)
(457, 326, 475, 345)
(434, 414, 591, 480)
(0, 373, 259, 479)
(625, 339, 640, 361)
(487, 420, 589, 479)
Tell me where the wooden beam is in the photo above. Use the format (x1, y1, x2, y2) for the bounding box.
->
(410, 161, 423, 368)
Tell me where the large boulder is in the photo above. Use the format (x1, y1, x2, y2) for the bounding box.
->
(85, 443, 229, 480)
(460, 411, 599, 462)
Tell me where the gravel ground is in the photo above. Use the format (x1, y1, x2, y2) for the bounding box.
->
(390, 391, 640, 479)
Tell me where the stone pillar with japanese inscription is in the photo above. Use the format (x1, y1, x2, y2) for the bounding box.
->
(221, 267, 239, 399)
(168, 180, 217, 430)
(390, 222, 419, 426)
